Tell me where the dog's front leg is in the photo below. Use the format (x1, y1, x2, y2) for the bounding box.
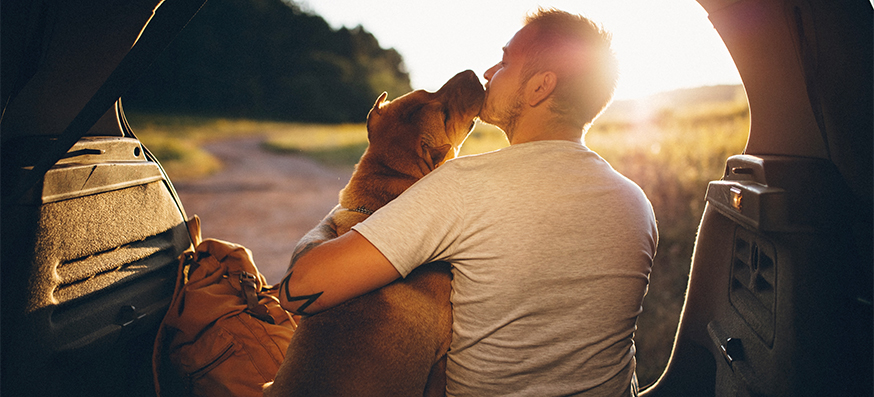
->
(288, 204, 341, 271)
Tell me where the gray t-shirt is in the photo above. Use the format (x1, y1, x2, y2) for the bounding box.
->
(352, 140, 658, 396)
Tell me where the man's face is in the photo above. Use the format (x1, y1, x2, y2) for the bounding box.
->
(480, 25, 535, 134)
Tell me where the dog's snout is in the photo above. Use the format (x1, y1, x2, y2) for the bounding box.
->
(433, 70, 485, 119)
(439, 70, 483, 95)
(458, 69, 479, 84)
(457, 70, 483, 93)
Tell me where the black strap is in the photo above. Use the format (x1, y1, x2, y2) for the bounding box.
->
(4, 0, 208, 203)
(240, 271, 276, 324)
(119, 99, 189, 221)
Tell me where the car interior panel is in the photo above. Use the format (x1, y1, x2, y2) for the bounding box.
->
(641, 0, 872, 395)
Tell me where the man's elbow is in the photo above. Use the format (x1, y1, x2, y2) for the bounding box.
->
(278, 267, 327, 316)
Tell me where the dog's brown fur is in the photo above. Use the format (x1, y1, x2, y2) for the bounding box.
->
(264, 70, 484, 397)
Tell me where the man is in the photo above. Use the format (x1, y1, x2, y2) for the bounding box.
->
(280, 8, 657, 396)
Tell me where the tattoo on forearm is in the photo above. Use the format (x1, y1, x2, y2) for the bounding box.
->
(282, 214, 337, 316)
(281, 271, 323, 316)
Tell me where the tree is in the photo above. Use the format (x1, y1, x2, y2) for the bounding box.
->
(125, 0, 412, 122)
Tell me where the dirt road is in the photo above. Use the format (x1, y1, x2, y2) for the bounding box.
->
(173, 136, 353, 284)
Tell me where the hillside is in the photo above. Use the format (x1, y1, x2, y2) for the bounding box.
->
(600, 84, 747, 123)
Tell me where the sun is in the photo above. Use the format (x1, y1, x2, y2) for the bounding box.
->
(304, 0, 742, 100)
(591, 2, 742, 100)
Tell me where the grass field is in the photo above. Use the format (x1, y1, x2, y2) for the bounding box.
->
(588, 97, 749, 385)
(128, 86, 749, 387)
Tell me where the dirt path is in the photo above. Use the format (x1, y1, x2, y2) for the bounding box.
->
(173, 136, 352, 284)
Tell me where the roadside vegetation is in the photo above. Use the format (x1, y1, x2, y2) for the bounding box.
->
(128, 85, 749, 387)
(124, 0, 411, 123)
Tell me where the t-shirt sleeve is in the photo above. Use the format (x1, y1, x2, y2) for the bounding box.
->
(351, 163, 465, 277)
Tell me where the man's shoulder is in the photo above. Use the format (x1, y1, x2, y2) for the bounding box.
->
(448, 142, 567, 167)
(441, 150, 508, 172)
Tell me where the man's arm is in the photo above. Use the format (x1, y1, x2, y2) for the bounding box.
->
(278, 230, 401, 315)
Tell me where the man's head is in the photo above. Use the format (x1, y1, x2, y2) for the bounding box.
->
(480, 8, 618, 137)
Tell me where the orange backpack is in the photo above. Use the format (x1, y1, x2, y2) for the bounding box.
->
(152, 216, 296, 396)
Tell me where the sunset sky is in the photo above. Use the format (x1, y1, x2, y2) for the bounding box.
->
(300, 0, 743, 100)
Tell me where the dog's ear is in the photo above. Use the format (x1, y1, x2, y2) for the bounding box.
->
(371, 92, 389, 116)
(366, 92, 389, 137)
(423, 143, 452, 171)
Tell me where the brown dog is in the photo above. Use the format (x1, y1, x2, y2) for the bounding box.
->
(264, 70, 484, 397)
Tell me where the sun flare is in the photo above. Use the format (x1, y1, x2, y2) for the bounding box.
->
(302, 0, 742, 100)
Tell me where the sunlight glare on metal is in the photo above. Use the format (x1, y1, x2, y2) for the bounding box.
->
(730, 186, 743, 212)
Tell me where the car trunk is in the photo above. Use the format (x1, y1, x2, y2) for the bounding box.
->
(642, 0, 872, 395)
(1, 0, 205, 395)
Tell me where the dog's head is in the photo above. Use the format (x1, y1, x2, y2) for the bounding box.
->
(364, 70, 485, 177)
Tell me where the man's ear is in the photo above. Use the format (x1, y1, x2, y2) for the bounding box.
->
(526, 71, 557, 107)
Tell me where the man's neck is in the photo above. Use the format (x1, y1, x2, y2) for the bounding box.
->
(505, 116, 583, 145)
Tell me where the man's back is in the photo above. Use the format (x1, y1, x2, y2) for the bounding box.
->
(354, 140, 658, 396)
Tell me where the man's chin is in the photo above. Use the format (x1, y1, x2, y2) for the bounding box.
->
(478, 116, 500, 130)
(478, 107, 497, 126)
(479, 110, 511, 131)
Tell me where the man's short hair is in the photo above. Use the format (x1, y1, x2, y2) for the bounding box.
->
(521, 8, 619, 130)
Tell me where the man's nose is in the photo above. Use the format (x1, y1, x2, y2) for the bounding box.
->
(484, 63, 499, 81)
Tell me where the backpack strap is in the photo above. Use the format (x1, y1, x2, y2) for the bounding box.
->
(240, 271, 276, 324)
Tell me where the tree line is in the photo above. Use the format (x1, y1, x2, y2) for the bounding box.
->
(125, 0, 412, 123)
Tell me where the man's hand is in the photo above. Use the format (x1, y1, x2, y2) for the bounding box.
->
(279, 230, 401, 316)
